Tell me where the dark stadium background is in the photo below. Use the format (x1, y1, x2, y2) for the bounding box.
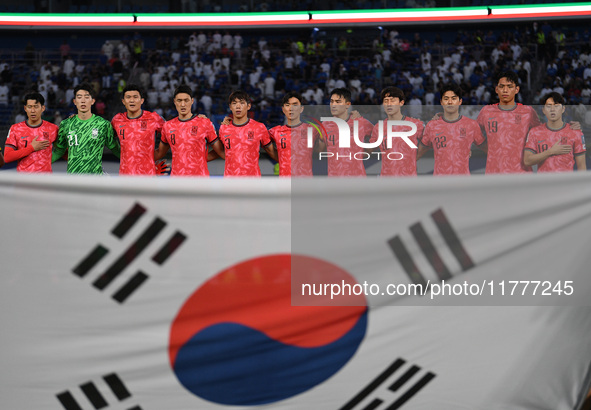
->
(1, 0, 590, 174)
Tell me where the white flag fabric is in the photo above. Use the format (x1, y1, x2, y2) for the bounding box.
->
(0, 173, 590, 410)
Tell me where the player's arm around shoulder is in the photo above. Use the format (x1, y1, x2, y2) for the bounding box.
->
(260, 124, 277, 161)
(468, 117, 487, 152)
(416, 122, 433, 160)
(357, 117, 374, 153)
(206, 118, 225, 160)
(103, 117, 121, 158)
(155, 121, 171, 161)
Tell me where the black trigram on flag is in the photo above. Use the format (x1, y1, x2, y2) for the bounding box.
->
(339, 358, 436, 410)
(72, 202, 186, 303)
(387, 208, 474, 288)
(56, 372, 142, 410)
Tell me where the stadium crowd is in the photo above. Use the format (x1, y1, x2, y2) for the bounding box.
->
(1, 21, 590, 127)
(0, 20, 590, 176)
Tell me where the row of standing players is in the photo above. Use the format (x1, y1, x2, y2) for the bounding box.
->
(0, 70, 587, 176)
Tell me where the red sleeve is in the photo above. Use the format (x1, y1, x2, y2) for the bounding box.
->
(529, 106, 542, 129)
(524, 129, 538, 153)
(476, 106, 487, 135)
(260, 124, 272, 146)
(573, 130, 586, 155)
(206, 120, 218, 143)
(420, 122, 434, 147)
(415, 119, 425, 140)
(369, 123, 379, 144)
(4, 144, 35, 163)
(361, 118, 373, 140)
(472, 121, 485, 146)
(157, 114, 165, 132)
(160, 123, 170, 145)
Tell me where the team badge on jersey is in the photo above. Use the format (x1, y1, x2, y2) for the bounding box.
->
(561, 136, 568, 145)
(141, 120, 147, 130)
(92, 128, 99, 139)
(191, 126, 199, 135)
(460, 128, 466, 137)
(515, 114, 522, 124)
(43, 132, 49, 139)
(248, 131, 254, 140)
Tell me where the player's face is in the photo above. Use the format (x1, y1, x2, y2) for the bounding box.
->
(329, 94, 351, 118)
(229, 98, 251, 121)
(73, 90, 95, 113)
(122, 91, 144, 116)
(382, 96, 404, 117)
(441, 91, 462, 115)
(495, 78, 519, 105)
(24, 99, 45, 125)
(282, 97, 303, 122)
(174, 93, 194, 118)
(542, 97, 565, 122)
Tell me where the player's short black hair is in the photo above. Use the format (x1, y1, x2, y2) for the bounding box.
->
(329, 88, 352, 103)
(174, 85, 194, 99)
(380, 87, 405, 103)
(282, 91, 303, 105)
(228, 90, 250, 105)
(540, 91, 566, 106)
(74, 83, 95, 99)
(22, 91, 45, 106)
(439, 83, 463, 100)
(122, 84, 145, 99)
(495, 71, 520, 87)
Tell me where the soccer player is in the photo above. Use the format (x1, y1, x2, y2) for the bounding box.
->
(322, 88, 373, 177)
(155, 85, 224, 176)
(269, 92, 322, 177)
(369, 87, 424, 176)
(52, 83, 120, 174)
(418, 84, 485, 175)
(219, 90, 276, 177)
(476, 71, 541, 174)
(524, 92, 586, 172)
(4, 92, 58, 173)
(111, 84, 165, 175)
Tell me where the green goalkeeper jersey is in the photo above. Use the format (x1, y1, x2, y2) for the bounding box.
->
(52, 114, 120, 174)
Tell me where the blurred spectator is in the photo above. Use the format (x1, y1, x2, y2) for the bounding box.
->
(60, 40, 71, 61)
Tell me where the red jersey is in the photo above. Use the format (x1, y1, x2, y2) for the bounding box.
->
(369, 116, 424, 177)
(219, 119, 272, 177)
(323, 116, 374, 177)
(161, 115, 218, 176)
(420, 115, 485, 175)
(111, 110, 165, 176)
(524, 123, 586, 172)
(269, 122, 321, 177)
(477, 103, 541, 174)
(4, 120, 58, 173)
